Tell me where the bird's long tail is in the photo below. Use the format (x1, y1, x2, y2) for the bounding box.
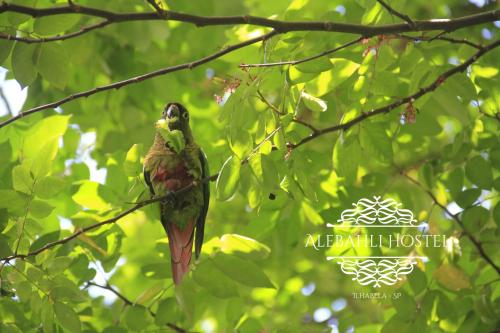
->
(162, 218, 195, 285)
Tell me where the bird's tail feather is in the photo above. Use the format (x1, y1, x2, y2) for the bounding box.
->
(163, 218, 195, 285)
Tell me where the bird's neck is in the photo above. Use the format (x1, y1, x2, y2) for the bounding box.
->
(182, 128, 194, 144)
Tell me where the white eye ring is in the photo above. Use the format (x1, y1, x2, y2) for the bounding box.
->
(182, 112, 189, 119)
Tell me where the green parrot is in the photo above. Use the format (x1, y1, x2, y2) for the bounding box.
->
(143, 103, 210, 284)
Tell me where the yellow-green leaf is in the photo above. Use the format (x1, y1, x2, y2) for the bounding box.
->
(216, 156, 241, 201)
(434, 264, 470, 291)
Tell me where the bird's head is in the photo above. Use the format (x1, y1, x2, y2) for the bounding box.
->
(161, 103, 190, 133)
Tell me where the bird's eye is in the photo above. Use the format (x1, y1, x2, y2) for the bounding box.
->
(182, 112, 189, 120)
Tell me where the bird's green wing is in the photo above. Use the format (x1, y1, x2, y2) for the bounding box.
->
(143, 167, 154, 196)
(195, 148, 210, 259)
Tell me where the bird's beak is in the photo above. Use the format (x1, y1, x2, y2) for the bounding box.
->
(166, 104, 179, 119)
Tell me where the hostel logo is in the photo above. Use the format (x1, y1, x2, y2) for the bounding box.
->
(305, 196, 447, 288)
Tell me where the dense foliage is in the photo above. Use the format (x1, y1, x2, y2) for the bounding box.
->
(0, 0, 499, 332)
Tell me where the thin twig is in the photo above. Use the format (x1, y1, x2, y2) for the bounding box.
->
(0, 30, 278, 129)
(402, 173, 500, 275)
(86, 281, 132, 305)
(240, 37, 363, 68)
(398, 33, 482, 49)
(0, 20, 111, 43)
(377, 0, 416, 28)
(257, 90, 319, 133)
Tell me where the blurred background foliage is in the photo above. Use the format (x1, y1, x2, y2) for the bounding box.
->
(0, 0, 499, 332)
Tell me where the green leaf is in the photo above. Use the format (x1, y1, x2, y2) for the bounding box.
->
(434, 264, 471, 291)
(14, 280, 31, 301)
(0, 190, 28, 214)
(30, 200, 55, 218)
(237, 317, 264, 333)
(103, 327, 128, 333)
(219, 234, 271, 260)
(0, 39, 14, 65)
(0, 209, 8, 233)
(37, 43, 69, 90)
(229, 126, 253, 159)
(124, 144, 143, 177)
(456, 188, 481, 208)
(155, 120, 185, 153)
(462, 206, 489, 231)
(11, 42, 38, 88)
(408, 267, 427, 295)
(122, 305, 152, 331)
(41, 298, 54, 333)
(301, 201, 324, 225)
(248, 153, 263, 182)
(0, 235, 13, 258)
(50, 286, 87, 303)
(442, 168, 464, 199)
(192, 259, 239, 298)
(295, 56, 332, 73)
(46, 257, 73, 275)
(301, 90, 327, 112)
(447, 74, 476, 102)
(54, 302, 81, 333)
(216, 156, 241, 201)
(392, 291, 417, 320)
(360, 121, 393, 162)
(333, 135, 361, 184)
(465, 155, 493, 189)
(212, 253, 274, 288)
(31, 138, 59, 178)
(34, 176, 66, 199)
(494, 202, 500, 227)
(12, 164, 33, 194)
(34, 15, 79, 36)
(72, 181, 110, 211)
(141, 262, 170, 279)
(154, 298, 180, 326)
(24, 115, 70, 160)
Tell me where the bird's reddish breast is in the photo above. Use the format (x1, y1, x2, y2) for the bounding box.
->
(154, 162, 192, 191)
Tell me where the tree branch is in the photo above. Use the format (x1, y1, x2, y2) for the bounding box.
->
(86, 281, 132, 305)
(0, 30, 278, 129)
(377, 0, 416, 28)
(0, 20, 111, 43)
(0, 2, 497, 36)
(289, 39, 500, 149)
(240, 37, 363, 68)
(402, 174, 500, 275)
